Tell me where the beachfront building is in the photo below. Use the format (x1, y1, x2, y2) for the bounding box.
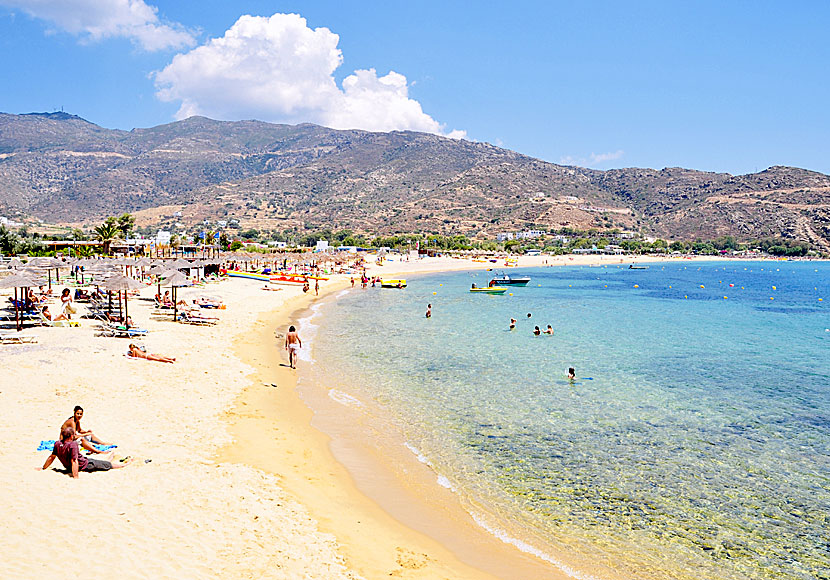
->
(315, 240, 330, 252)
(496, 232, 514, 242)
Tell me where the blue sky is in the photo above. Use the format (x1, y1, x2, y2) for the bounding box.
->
(1, 0, 828, 175)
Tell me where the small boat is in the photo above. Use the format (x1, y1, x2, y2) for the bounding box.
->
(489, 272, 531, 286)
(628, 265, 649, 270)
(381, 279, 407, 288)
(228, 270, 271, 282)
(470, 285, 507, 295)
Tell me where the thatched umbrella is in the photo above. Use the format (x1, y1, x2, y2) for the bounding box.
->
(0, 272, 40, 330)
(160, 271, 191, 321)
(7, 258, 23, 269)
(101, 275, 145, 327)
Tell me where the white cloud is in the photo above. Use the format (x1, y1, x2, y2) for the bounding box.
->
(589, 150, 624, 164)
(154, 13, 464, 138)
(0, 0, 196, 51)
(559, 150, 624, 168)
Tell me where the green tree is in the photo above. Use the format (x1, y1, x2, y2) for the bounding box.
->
(94, 222, 121, 255)
(0, 225, 20, 255)
(230, 240, 243, 251)
(117, 213, 136, 238)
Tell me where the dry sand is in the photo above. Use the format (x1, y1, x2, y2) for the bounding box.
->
(1, 253, 686, 579)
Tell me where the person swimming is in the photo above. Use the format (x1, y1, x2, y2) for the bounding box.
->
(567, 367, 576, 380)
(543, 325, 554, 335)
(509, 317, 516, 331)
(533, 326, 541, 336)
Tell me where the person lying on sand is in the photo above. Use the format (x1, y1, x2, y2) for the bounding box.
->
(61, 405, 110, 454)
(127, 343, 176, 363)
(40, 427, 131, 478)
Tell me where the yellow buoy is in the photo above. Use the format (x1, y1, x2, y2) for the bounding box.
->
(819, 298, 824, 302)
(684, 295, 688, 299)
(700, 285, 705, 288)
(509, 293, 513, 296)
(772, 286, 776, 290)
(432, 292, 437, 295)
(634, 285, 639, 288)
(669, 285, 672, 289)
(770, 297, 774, 300)
(724, 296, 728, 299)
(439, 284, 443, 286)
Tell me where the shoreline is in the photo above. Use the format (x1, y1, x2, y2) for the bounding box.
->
(218, 253, 708, 579)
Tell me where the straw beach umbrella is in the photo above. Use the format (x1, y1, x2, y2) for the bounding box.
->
(0, 272, 40, 330)
(101, 275, 145, 327)
(160, 271, 191, 321)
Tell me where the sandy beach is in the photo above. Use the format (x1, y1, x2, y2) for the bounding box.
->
(1, 253, 698, 579)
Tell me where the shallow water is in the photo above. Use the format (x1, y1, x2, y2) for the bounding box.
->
(304, 261, 830, 580)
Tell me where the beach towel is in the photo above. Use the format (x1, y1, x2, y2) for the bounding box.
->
(38, 440, 117, 452)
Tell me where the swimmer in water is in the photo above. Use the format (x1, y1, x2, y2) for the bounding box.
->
(509, 317, 516, 331)
(533, 326, 541, 336)
(567, 367, 576, 380)
(425, 303, 432, 318)
(543, 325, 554, 335)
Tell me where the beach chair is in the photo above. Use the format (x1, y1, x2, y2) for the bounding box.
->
(0, 330, 38, 344)
(95, 322, 148, 338)
(38, 312, 80, 327)
(176, 311, 216, 326)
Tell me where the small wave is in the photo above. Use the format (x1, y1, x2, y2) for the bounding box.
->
(335, 289, 350, 299)
(436, 475, 458, 492)
(328, 389, 363, 407)
(403, 442, 432, 466)
(471, 512, 603, 580)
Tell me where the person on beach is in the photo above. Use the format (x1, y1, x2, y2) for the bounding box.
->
(61, 406, 110, 454)
(350, 277, 355, 288)
(567, 367, 576, 380)
(315, 279, 319, 296)
(127, 343, 176, 363)
(543, 325, 554, 335)
(285, 325, 302, 369)
(60, 288, 77, 318)
(41, 305, 69, 322)
(425, 303, 432, 318)
(533, 326, 541, 336)
(303, 280, 310, 293)
(40, 426, 131, 478)
(509, 318, 516, 331)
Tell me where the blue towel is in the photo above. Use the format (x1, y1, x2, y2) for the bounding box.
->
(38, 440, 116, 452)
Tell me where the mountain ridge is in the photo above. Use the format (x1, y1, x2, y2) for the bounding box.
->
(1, 112, 828, 248)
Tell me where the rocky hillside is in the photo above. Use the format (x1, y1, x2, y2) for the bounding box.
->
(1, 112, 828, 248)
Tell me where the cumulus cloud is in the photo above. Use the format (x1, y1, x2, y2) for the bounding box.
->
(559, 150, 624, 167)
(154, 13, 464, 137)
(0, 0, 196, 51)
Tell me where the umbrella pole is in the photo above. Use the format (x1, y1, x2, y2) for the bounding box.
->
(173, 287, 177, 321)
(14, 287, 20, 332)
(124, 291, 129, 328)
(48, 270, 52, 291)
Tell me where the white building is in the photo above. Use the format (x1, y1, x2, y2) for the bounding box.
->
(516, 230, 544, 240)
(497, 232, 514, 241)
(155, 230, 172, 246)
(315, 240, 330, 252)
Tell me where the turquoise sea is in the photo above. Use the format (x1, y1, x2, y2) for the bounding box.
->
(300, 261, 830, 580)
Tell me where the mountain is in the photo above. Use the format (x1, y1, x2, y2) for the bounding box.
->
(1, 112, 828, 249)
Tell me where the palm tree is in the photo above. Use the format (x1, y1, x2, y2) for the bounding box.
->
(94, 222, 120, 255)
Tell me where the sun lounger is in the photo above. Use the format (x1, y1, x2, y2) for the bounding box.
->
(0, 330, 37, 344)
(38, 313, 80, 327)
(176, 311, 216, 326)
(95, 322, 148, 338)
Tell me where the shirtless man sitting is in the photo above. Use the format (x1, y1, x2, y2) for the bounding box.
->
(61, 406, 110, 454)
(40, 426, 131, 478)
